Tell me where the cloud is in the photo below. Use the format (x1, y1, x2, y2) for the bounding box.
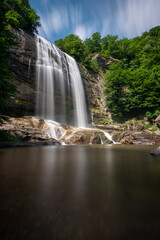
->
(38, 6, 68, 39)
(50, 8, 68, 32)
(74, 25, 87, 40)
(38, 2, 96, 41)
(70, 4, 82, 26)
(74, 24, 95, 40)
(115, 0, 160, 38)
(37, 0, 160, 42)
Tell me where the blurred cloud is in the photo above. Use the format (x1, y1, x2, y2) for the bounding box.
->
(74, 24, 96, 40)
(74, 25, 87, 40)
(70, 5, 82, 26)
(39, 6, 68, 38)
(36, 0, 160, 41)
(115, 0, 160, 38)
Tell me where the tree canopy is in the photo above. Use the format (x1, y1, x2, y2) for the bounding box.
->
(104, 26, 160, 119)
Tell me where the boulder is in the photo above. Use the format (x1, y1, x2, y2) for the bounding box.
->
(150, 147, 160, 156)
(155, 130, 160, 136)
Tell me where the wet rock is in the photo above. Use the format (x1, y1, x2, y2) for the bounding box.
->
(0, 117, 53, 143)
(112, 130, 160, 145)
(136, 124, 144, 131)
(0, 116, 115, 146)
(155, 115, 160, 128)
(155, 130, 160, 136)
(62, 129, 112, 145)
(1, 116, 160, 146)
(150, 147, 160, 156)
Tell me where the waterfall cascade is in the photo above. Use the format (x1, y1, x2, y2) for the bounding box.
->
(36, 36, 88, 128)
(35, 35, 118, 144)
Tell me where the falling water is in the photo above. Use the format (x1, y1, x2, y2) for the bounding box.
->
(35, 35, 117, 144)
(35, 36, 88, 128)
(66, 54, 88, 128)
(28, 58, 31, 78)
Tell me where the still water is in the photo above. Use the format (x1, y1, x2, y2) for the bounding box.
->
(0, 145, 160, 239)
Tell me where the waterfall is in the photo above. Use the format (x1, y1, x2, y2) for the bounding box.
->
(35, 35, 88, 128)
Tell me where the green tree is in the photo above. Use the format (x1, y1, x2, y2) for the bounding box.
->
(55, 34, 84, 62)
(92, 32, 101, 53)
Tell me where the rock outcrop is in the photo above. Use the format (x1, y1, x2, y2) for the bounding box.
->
(7, 28, 37, 116)
(79, 54, 118, 125)
(0, 117, 113, 147)
(1, 117, 160, 146)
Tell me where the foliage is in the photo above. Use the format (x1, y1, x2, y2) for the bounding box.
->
(0, 131, 16, 142)
(83, 57, 99, 73)
(2, 0, 40, 34)
(104, 26, 160, 119)
(55, 34, 84, 62)
(0, 0, 40, 114)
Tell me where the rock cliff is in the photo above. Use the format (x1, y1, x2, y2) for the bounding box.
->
(79, 55, 118, 125)
(8, 29, 112, 125)
(8, 28, 37, 116)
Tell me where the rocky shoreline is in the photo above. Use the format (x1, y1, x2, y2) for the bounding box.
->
(0, 116, 160, 148)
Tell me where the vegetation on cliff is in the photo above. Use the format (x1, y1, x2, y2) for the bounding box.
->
(0, 0, 40, 114)
(104, 26, 160, 120)
(55, 26, 160, 121)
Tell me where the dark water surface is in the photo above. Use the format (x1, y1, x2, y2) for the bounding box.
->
(0, 145, 160, 240)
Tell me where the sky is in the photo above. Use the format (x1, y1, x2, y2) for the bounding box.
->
(30, 0, 160, 43)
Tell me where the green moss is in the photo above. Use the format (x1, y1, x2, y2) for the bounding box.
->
(15, 99, 24, 105)
(0, 131, 17, 142)
(143, 124, 152, 130)
(152, 126, 158, 131)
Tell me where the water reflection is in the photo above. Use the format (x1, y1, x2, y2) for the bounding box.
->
(0, 145, 160, 239)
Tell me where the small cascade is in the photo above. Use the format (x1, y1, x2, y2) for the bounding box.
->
(45, 120, 66, 141)
(100, 130, 120, 144)
(28, 58, 31, 79)
(66, 54, 88, 128)
(99, 134, 104, 144)
(35, 35, 88, 128)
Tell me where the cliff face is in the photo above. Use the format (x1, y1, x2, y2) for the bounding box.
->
(9, 29, 111, 124)
(9, 29, 37, 116)
(79, 55, 118, 125)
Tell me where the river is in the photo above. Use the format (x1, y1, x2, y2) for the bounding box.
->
(0, 145, 160, 239)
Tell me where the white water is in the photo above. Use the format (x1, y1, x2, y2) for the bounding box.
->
(66, 54, 88, 128)
(43, 120, 118, 144)
(45, 120, 66, 140)
(35, 35, 118, 144)
(35, 35, 88, 128)
(99, 134, 104, 144)
(28, 59, 31, 78)
(101, 130, 120, 144)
